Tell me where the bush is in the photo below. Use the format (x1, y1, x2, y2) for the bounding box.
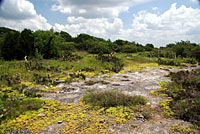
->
(0, 94, 43, 123)
(157, 58, 181, 66)
(97, 55, 124, 73)
(159, 69, 200, 126)
(83, 90, 147, 108)
(24, 88, 40, 97)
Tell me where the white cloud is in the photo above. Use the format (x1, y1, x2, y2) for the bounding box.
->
(190, 0, 198, 3)
(152, 7, 158, 11)
(52, 0, 151, 19)
(54, 17, 123, 38)
(0, 0, 51, 31)
(123, 3, 200, 47)
(54, 3, 200, 47)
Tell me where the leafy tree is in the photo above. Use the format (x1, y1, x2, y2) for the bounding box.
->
(0, 27, 17, 58)
(60, 31, 73, 42)
(121, 45, 137, 53)
(58, 42, 76, 54)
(20, 29, 35, 57)
(191, 46, 200, 62)
(145, 43, 154, 51)
(2, 31, 22, 60)
(88, 42, 111, 55)
(114, 39, 129, 46)
(33, 30, 61, 59)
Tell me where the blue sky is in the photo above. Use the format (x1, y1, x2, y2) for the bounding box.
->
(0, 0, 200, 47)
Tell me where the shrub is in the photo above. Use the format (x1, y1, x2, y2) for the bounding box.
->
(32, 73, 52, 85)
(157, 58, 181, 66)
(0, 94, 43, 123)
(83, 90, 147, 108)
(97, 55, 124, 73)
(24, 88, 40, 97)
(158, 69, 200, 126)
(61, 51, 82, 61)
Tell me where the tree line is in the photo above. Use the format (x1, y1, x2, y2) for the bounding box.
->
(0, 27, 199, 61)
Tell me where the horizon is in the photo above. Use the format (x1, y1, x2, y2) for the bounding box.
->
(0, 0, 200, 47)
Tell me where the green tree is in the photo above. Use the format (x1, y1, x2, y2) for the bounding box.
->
(2, 31, 22, 60)
(20, 29, 35, 57)
(121, 45, 137, 53)
(191, 46, 200, 62)
(34, 30, 61, 59)
(88, 42, 111, 55)
(60, 31, 73, 42)
(145, 43, 154, 51)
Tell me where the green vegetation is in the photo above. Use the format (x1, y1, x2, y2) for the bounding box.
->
(83, 90, 147, 108)
(152, 69, 200, 126)
(1, 27, 199, 63)
(171, 124, 198, 134)
(0, 26, 200, 133)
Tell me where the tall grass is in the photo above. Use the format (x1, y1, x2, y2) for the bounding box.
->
(83, 90, 147, 108)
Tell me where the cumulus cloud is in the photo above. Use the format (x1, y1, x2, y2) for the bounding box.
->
(52, 0, 151, 19)
(126, 3, 200, 47)
(0, 0, 51, 31)
(53, 3, 200, 47)
(54, 17, 123, 39)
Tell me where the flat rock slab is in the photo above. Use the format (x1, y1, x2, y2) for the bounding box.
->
(38, 123, 65, 134)
(40, 66, 200, 134)
(42, 67, 172, 107)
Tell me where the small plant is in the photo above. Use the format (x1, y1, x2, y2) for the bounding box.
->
(83, 90, 147, 108)
(157, 58, 181, 66)
(171, 124, 197, 134)
(69, 72, 86, 80)
(0, 74, 21, 86)
(32, 73, 52, 85)
(85, 80, 98, 85)
(24, 88, 40, 97)
(61, 51, 82, 61)
(0, 94, 43, 123)
(97, 55, 124, 73)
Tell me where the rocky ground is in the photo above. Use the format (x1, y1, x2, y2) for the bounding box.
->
(40, 66, 200, 134)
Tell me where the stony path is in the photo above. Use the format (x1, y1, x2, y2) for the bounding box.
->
(40, 66, 199, 134)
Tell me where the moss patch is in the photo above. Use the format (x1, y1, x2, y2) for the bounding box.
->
(171, 124, 198, 134)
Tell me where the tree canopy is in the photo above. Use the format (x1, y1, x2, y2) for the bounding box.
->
(0, 27, 199, 61)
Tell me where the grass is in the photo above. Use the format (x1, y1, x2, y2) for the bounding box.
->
(83, 90, 147, 108)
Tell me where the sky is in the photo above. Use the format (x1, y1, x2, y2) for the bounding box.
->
(0, 0, 200, 47)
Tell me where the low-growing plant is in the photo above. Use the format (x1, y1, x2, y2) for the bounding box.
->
(24, 88, 40, 97)
(83, 90, 147, 108)
(85, 80, 98, 85)
(61, 51, 82, 61)
(157, 69, 200, 126)
(0, 94, 43, 123)
(171, 124, 197, 134)
(98, 55, 124, 73)
(32, 73, 52, 85)
(157, 58, 181, 66)
(0, 74, 21, 86)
